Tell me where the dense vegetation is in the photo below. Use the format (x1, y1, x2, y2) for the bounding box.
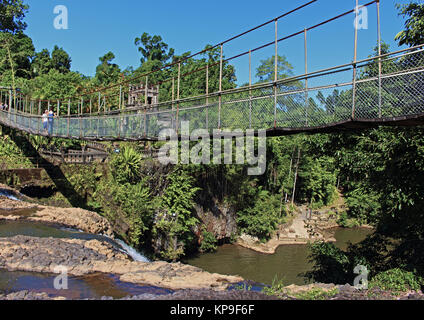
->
(2, 0, 424, 292)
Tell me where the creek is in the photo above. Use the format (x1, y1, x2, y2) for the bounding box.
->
(185, 228, 373, 286)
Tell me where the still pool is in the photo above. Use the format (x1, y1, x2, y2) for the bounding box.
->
(185, 228, 373, 286)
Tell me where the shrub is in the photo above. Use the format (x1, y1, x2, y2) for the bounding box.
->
(337, 212, 361, 228)
(110, 146, 142, 184)
(369, 268, 423, 293)
(345, 188, 381, 225)
(237, 191, 282, 241)
(303, 242, 351, 284)
(292, 287, 339, 300)
(199, 230, 218, 253)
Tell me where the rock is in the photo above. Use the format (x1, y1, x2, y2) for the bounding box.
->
(0, 197, 114, 237)
(0, 236, 242, 291)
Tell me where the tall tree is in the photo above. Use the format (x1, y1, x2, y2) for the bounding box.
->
(0, 32, 34, 88)
(94, 51, 121, 85)
(135, 32, 175, 64)
(31, 49, 52, 76)
(255, 55, 294, 83)
(0, 0, 28, 34)
(51, 45, 71, 74)
(395, 2, 424, 47)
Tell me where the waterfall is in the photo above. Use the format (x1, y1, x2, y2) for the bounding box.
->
(0, 189, 20, 201)
(114, 239, 150, 262)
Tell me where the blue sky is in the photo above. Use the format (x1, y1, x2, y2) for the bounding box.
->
(24, 0, 413, 85)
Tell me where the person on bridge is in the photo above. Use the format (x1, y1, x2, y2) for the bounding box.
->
(42, 110, 48, 134)
(48, 110, 55, 135)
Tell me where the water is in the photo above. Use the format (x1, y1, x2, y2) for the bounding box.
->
(0, 189, 19, 201)
(0, 220, 161, 299)
(185, 227, 373, 286)
(0, 269, 172, 300)
(114, 239, 150, 262)
(0, 220, 149, 262)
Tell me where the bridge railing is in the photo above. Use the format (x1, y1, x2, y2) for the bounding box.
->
(1, 46, 424, 140)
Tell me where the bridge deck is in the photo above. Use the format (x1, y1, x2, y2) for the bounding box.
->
(1, 48, 424, 141)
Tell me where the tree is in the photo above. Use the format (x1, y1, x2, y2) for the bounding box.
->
(31, 49, 52, 76)
(135, 32, 174, 64)
(94, 51, 121, 85)
(32, 46, 71, 77)
(0, 0, 28, 34)
(256, 55, 294, 83)
(51, 45, 71, 74)
(395, 2, 424, 47)
(0, 32, 34, 92)
(27, 69, 85, 114)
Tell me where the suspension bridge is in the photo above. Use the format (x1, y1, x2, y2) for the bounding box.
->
(1, 0, 424, 141)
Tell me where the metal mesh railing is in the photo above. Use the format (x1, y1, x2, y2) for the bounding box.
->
(1, 47, 424, 140)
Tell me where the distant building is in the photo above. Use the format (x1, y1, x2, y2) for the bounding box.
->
(128, 83, 159, 107)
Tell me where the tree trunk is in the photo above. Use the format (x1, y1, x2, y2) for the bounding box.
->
(280, 147, 296, 216)
(291, 147, 301, 206)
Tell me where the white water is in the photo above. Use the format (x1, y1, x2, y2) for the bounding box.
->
(0, 188, 150, 262)
(114, 239, 150, 262)
(59, 228, 151, 262)
(0, 190, 19, 201)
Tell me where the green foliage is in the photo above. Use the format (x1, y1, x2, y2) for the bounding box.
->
(298, 156, 337, 208)
(292, 287, 339, 300)
(304, 242, 351, 285)
(344, 187, 381, 224)
(110, 146, 142, 184)
(27, 69, 85, 113)
(256, 55, 294, 83)
(369, 268, 423, 293)
(395, 2, 424, 47)
(32, 45, 71, 76)
(262, 276, 287, 296)
(112, 181, 153, 247)
(0, 32, 34, 85)
(199, 230, 218, 253)
(135, 32, 175, 64)
(94, 51, 121, 85)
(337, 212, 361, 229)
(237, 190, 283, 241)
(161, 167, 200, 230)
(152, 167, 200, 260)
(95, 176, 155, 248)
(66, 165, 99, 201)
(0, 0, 28, 34)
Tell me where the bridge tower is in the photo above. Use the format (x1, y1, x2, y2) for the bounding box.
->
(128, 83, 159, 107)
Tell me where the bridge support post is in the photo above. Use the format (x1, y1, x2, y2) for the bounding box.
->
(8, 90, 11, 123)
(249, 50, 252, 129)
(304, 28, 309, 127)
(206, 64, 209, 131)
(218, 44, 223, 131)
(67, 99, 70, 137)
(274, 19, 278, 129)
(79, 98, 83, 139)
(352, 0, 359, 119)
(377, 0, 382, 118)
(176, 63, 181, 134)
(172, 77, 175, 130)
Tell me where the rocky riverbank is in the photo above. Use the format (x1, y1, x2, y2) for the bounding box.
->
(2, 284, 424, 300)
(236, 209, 338, 254)
(0, 235, 242, 291)
(0, 194, 114, 237)
(0, 186, 244, 293)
